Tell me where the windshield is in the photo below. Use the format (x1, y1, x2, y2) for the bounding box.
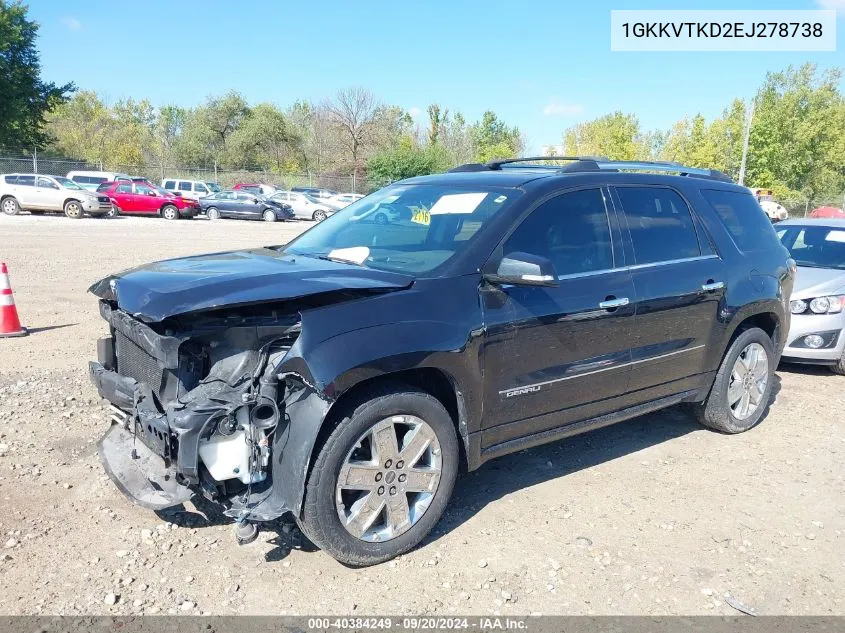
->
(55, 176, 84, 190)
(206, 182, 221, 192)
(154, 186, 170, 196)
(282, 183, 520, 274)
(778, 225, 845, 270)
(304, 193, 322, 204)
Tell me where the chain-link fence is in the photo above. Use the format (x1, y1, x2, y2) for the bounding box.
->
(0, 155, 364, 193)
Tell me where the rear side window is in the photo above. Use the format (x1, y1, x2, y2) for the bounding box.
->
(178, 181, 192, 190)
(4, 175, 18, 184)
(164, 181, 176, 190)
(616, 186, 700, 264)
(701, 189, 781, 252)
(16, 175, 35, 187)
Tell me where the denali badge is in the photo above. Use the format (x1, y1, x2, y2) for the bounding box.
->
(503, 385, 541, 398)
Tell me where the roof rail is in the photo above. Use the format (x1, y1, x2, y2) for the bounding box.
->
(447, 156, 733, 182)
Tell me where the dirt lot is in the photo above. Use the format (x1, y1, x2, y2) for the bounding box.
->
(0, 214, 843, 616)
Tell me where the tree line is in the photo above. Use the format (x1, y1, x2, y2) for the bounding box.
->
(42, 89, 525, 189)
(556, 64, 845, 211)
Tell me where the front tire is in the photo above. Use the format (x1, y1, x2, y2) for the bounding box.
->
(831, 351, 845, 376)
(313, 209, 327, 222)
(64, 200, 83, 219)
(299, 383, 459, 567)
(692, 327, 775, 433)
(263, 210, 276, 222)
(1, 197, 20, 216)
(161, 204, 179, 220)
(206, 207, 221, 220)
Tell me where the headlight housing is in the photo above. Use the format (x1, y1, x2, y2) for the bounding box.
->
(791, 295, 844, 314)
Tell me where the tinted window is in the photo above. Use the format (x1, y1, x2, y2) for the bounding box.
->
(3, 175, 17, 184)
(164, 181, 176, 190)
(92, 177, 108, 184)
(194, 184, 208, 193)
(617, 187, 700, 264)
(178, 181, 192, 190)
(96, 183, 111, 192)
(504, 188, 613, 276)
(116, 184, 132, 193)
(701, 189, 781, 252)
(17, 175, 35, 187)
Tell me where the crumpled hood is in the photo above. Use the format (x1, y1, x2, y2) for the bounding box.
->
(791, 266, 845, 299)
(89, 247, 414, 322)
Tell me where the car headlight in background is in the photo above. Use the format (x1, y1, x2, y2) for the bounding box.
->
(791, 295, 844, 314)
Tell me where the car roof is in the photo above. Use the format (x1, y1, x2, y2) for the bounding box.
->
(779, 218, 845, 228)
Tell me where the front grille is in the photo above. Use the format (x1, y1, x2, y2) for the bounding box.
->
(115, 330, 165, 400)
(97, 195, 111, 203)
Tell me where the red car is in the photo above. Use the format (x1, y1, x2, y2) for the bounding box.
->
(809, 206, 845, 219)
(97, 181, 199, 219)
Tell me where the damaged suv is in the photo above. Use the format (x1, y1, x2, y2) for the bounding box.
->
(89, 157, 793, 566)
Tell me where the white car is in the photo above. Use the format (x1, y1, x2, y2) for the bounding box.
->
(268, 191, 334, 221)
(66, 170, 132, 191)
(324, 193, 364, 210)
(161, 178, 221, 200)
(759, 199, 789, 223)
(0, 173, 113, 218)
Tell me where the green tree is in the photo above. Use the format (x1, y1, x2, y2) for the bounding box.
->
(47, 90, 114, 166)
(0, 0, 73, 150)
(366, 144, 449, 188)
(562, 111, 650, 160)
(471, 111, 523, 162)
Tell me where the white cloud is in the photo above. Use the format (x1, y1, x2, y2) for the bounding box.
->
(407, 106, 423, 121)
(542, 98, 584, 117)
(816, 0, 845, 12)
(61, 16, 82, 30)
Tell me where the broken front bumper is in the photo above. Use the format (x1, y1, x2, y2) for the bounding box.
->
(89, 360, 195, 509)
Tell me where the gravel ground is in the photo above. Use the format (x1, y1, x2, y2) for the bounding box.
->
(0, 214, 843, 616)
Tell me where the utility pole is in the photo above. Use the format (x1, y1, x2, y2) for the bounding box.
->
(738, 100, 755, 186)
(32, 147, 37, 174)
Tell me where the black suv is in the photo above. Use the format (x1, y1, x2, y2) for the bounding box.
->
(89, 157, 794, 566)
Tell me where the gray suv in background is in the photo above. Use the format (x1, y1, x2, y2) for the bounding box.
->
(0, 173, 113, 218)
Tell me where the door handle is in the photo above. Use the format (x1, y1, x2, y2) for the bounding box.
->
(701, 281, 725, 292)
(599, 297, 629, 310)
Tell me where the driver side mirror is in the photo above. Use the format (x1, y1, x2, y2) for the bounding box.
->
(484, 252, 558, 287)
(148, 190, 157, 196)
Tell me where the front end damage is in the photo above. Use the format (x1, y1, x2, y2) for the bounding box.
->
(90, 298, 328, 523)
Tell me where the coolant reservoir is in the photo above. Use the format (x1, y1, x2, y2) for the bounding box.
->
(198, 429, 266, 485)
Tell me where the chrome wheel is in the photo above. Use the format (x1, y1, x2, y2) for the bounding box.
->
(64, 201, 81, 218)
(336, 415, 442, 543)
(263, 210, 276, 222)
(313, 210, 327, 222)
(728, 342, 769, 420)
(2, 198, 19, 215)
(162, 205, 178, 220)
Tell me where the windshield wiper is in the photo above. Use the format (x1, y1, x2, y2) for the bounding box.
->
(315, 254, 367, 267)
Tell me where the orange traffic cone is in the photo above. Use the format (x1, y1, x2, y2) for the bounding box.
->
(0, 262, 27, 337)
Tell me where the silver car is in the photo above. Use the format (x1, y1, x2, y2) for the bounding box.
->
(0, 173, 112, 218)
(777, 219, 845, 374)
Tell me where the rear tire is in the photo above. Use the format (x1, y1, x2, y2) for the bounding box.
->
(263, 210, 276, 222)
(206, 207, 221, 220)
(64, 200, 83, 219)
(692, 327, 775, 434)
(161, 205, 179, 220)
(299, 383, 459, 567)
(1, 197, 20, 216)
(831, 351, 845, 376)
(313, 209, 327, 222)
(107, 205, 119, 218)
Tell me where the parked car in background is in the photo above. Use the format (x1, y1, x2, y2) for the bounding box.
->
(1, 173, 113, 218)
(324, 192, 364, 210)
(161, 179, 220, 200)
(67, 171, 132, 191)
(269, 190, 334, 221)
(291, 186, 338, 200)
(233, 183, 281, 196)
(97, 181, 199, 220)
(777, 219, 845, 375)
(199, 190, 294, 222)
(749, 188, 788, 222)
(810, 206, 845, 219)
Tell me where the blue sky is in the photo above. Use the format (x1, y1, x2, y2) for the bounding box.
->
(27, 0, 845, 154)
